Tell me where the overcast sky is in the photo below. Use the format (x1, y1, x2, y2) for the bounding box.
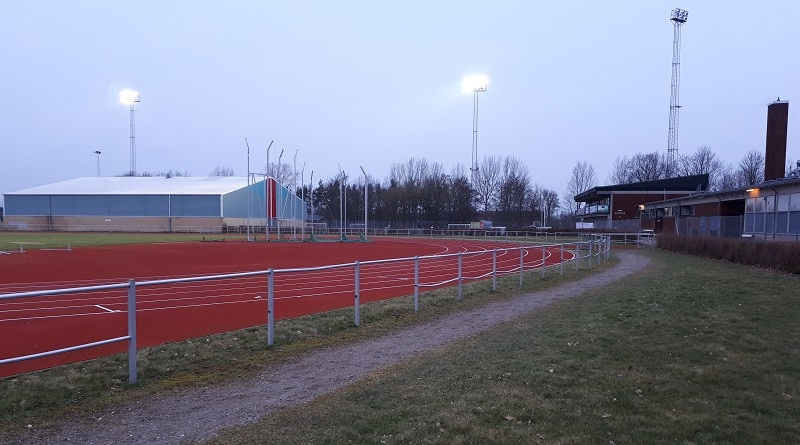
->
(1, 1, 798, 206)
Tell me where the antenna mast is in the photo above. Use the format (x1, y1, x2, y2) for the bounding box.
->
(668, 8, 688, 177)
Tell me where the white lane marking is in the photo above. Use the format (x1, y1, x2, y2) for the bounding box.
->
(95, 305, 116, 313)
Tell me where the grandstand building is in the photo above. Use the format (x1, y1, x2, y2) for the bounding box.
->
(1, 176, 304, 232)
(572, 174, 709, 231)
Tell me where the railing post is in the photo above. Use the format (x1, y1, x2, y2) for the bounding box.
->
(457, 252, 463, 301)
(414, 256, 419, 312)
(519, 247, 524, 286)
(267, 268, 275, 346)
(576, 242, 580, 271)
(492, 249, 497, 291)
(127, 279, 137, 385)
(560, 243, 564, 276)
(541, 245, 546, 279)
(354, 261, 361, 326)
(588, 239, 593, 268)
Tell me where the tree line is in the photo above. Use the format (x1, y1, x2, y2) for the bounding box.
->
(202, 145, 788, 228)
(296, 156, 559, 230)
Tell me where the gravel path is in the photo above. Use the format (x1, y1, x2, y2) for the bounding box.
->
(9, 251, 649, 445)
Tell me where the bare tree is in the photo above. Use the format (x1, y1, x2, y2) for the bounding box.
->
(607, 155, 630, 185)
(209, 165, 235, 177)
(265, 160, 296, 186)
(473, 155, 502, 216)
(563, 161, 596, 215)
(678, 146, 723, 190)
(627, 151, 667, 182)
(447, 165, 473, 224)
(787, 159, 799, 177)
(496, 156, 531, 227)
(541, 188, 560, 227)
(716, 163, 740, 190)
(528, 184, 544, 224)
(738, 149, 764, 186)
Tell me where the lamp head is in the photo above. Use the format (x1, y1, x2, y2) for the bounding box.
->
(119, 89, 141, 106)
(670, 8, 688, 23)
(461, 74, 489, 94)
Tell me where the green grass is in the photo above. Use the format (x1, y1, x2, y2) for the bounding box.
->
(202, 249, 800, 445)
(0, 249, 613, 437)
(0, 232, 239, 250)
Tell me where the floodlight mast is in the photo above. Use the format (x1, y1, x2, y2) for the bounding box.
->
(461, 75, 489, 187)
(266, 140, 273, 231)
(93, 150, 102, 177)
(668, 8, 688, 177)
(360, 166, 368, 241)
(119, 89, 141, 176)
(293, 150, 298, 239)
(245, 138, 253, 241)
(128, 94, 141, 176)
(338, 164, 345, 242)
(471, 85, 487, 186)
(277, 149, 284, 239)
(309, 170, 315, 240)
(301, 162, 306, 240)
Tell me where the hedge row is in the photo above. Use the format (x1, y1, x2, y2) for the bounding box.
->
(656, 234, 800, 275)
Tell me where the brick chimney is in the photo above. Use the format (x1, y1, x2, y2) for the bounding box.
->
(765, 99, 789, 181)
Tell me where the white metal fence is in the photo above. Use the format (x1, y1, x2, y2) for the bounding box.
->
(0, 237, 612, 383)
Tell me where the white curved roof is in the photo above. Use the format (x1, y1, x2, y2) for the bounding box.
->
(6, 177, 251, 196)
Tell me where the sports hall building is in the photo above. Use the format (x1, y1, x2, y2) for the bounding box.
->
(1, 176, 304, 232)
(640, 100, 799, 240)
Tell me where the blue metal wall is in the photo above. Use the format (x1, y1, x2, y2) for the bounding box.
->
(221, 181, 303, 220)
(5, 194, 220, 217)
(223, 182, 266, 218)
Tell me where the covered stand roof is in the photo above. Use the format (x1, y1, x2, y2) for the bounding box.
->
(574, 174, 709, 203)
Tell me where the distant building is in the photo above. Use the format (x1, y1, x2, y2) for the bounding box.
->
(573, 174, 709, 231)
(2, 176, 303, 232)
(640, 175, 800, 240)
(640, 99, 798, 241)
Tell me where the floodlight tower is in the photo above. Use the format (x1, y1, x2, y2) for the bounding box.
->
(93, 150, 102, 177)
(461, 75, 489, 186)
(119, 89, 141, 176)
(667, 8, 688, 177)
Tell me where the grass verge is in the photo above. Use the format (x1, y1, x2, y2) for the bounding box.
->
(203, 249, 800, 445)
(0, 251, 614, 436)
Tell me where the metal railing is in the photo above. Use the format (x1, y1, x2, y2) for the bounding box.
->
(0, 237, 611, 383)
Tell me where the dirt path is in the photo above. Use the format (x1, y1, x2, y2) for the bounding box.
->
(10, 251, 649, 445)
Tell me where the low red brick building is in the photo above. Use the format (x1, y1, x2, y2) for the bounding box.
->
(573, 174, 709, 231)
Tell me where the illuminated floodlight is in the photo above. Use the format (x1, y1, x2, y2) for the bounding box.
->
(461, 74, 489, 94)
(670, 8, 688, 23)
(119, 88, 141, 106)
(118, 88, 141, 175)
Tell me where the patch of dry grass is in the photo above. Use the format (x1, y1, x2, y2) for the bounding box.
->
(205, 249, 800, 444)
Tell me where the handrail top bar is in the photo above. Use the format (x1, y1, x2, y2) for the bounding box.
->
(0, 282, 130, 300)
(0, 240, 605, 301)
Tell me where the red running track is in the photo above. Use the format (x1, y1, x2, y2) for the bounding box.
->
(0, 238, 575, 377)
